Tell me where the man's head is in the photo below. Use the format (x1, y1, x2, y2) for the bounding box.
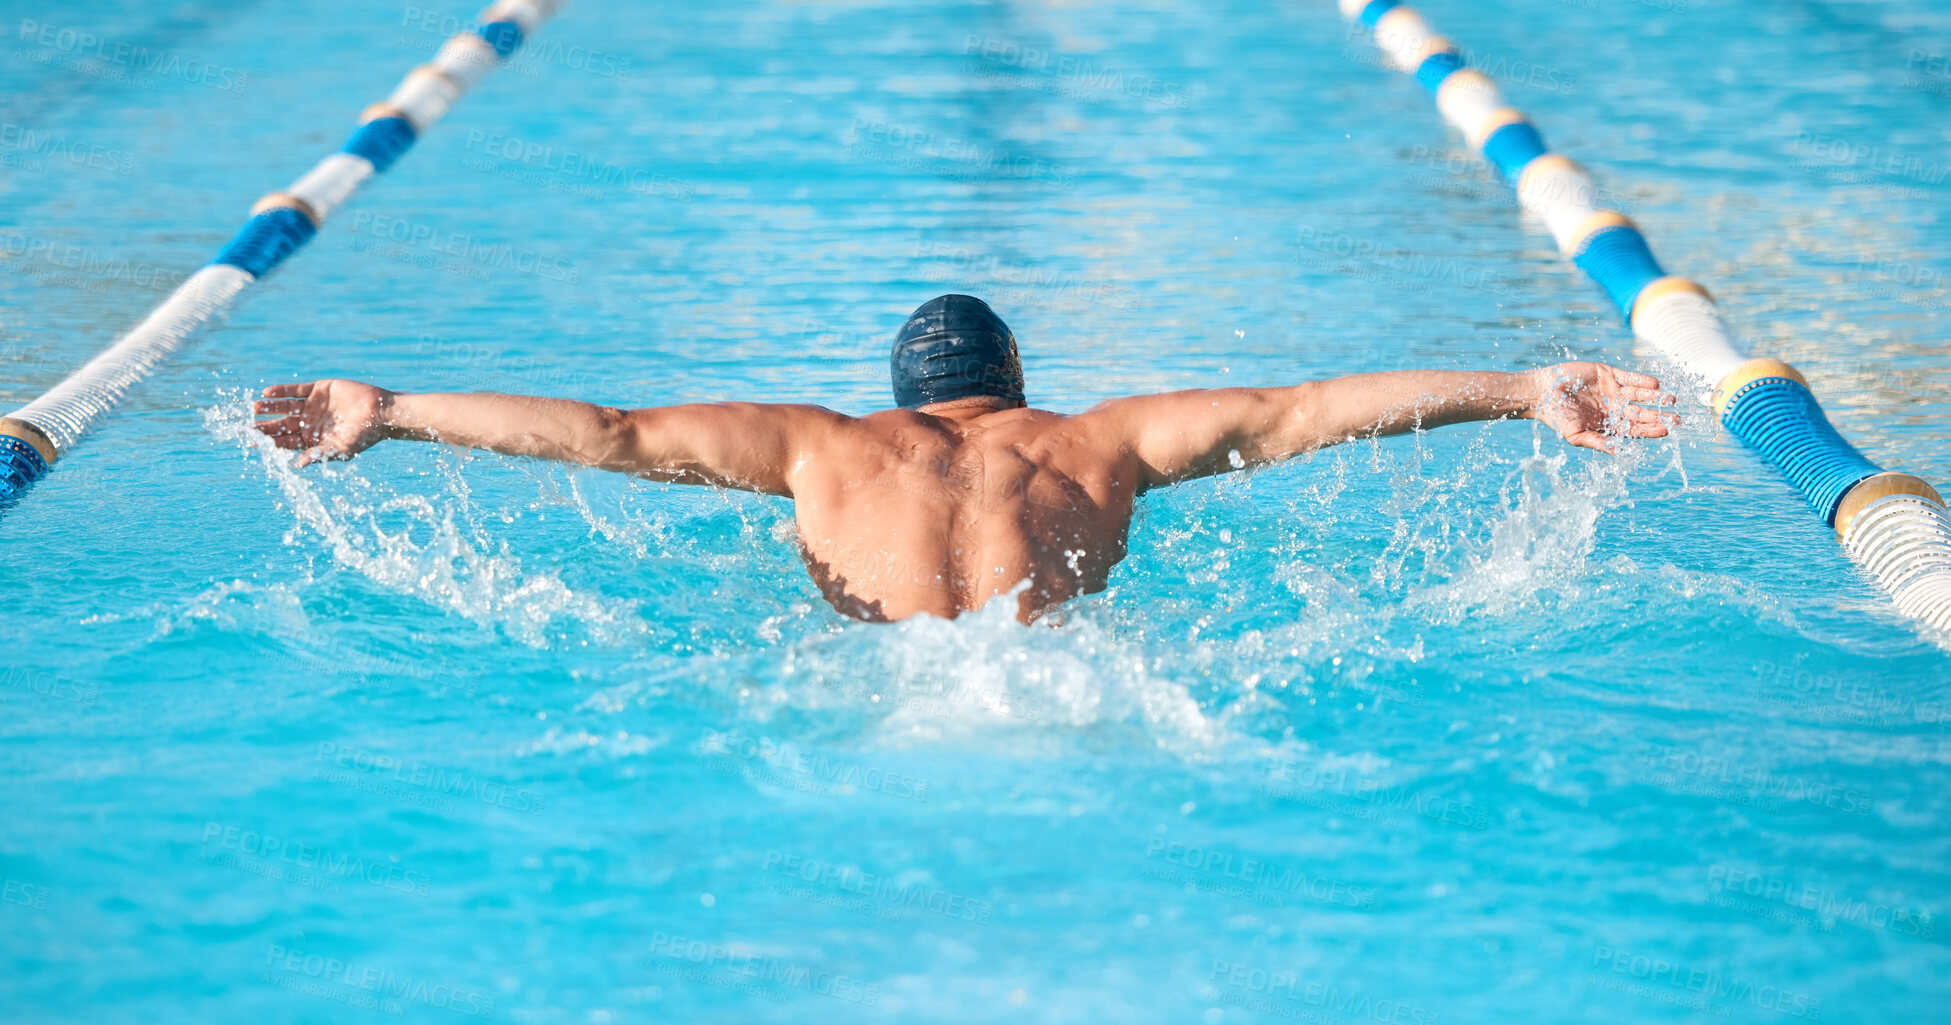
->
(890, 294, 1025, 410)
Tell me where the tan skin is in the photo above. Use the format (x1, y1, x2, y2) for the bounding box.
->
(253, 363, 1676, 624)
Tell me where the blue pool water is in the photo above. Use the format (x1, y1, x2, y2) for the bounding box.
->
(4, 0, 1951, 1020)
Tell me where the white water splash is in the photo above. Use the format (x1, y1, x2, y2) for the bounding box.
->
(1404, 431, 1678, 622)
(756, 586, 1233, 758)
(205, 393, 640, 646)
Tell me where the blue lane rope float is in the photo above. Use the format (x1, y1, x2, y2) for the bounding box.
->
(1713, 361, 1883, 525)
(1571, 222, 1666, 321)
(212, 203, 320, 279)
(0, 426, 51, 505)
(343, 115, 419, 174)
(1480, 121, 1548, 185)
(0, 0, 568, 512)
(1336, 0, 1951, 633)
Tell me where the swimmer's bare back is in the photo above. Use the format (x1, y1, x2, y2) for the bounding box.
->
(251, 364, 1675, 624)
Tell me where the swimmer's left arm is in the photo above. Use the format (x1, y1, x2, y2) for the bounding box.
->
(1083, 363, 1676, 488)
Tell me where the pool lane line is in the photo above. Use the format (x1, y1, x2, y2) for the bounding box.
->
(1335, 0, 1951, 636)
(0, 0, 569, 512)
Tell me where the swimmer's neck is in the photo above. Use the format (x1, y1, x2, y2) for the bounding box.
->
(913, 396, 1030, 423)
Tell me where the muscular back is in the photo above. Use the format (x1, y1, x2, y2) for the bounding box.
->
(785, 408, 1142, 623)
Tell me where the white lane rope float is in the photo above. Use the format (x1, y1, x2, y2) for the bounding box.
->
(0, 0, 569, 511)
(1336, 0, 1951, 635)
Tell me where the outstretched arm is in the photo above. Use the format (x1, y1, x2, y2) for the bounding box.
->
(252, 380, 846, 496)
(1077, 363, 1676, 490)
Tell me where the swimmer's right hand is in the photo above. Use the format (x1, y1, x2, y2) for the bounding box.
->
(1528, 362, 1680, 455)
(253, 379, 397, 467)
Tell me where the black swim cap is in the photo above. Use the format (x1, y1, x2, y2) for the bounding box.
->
(890, 294, 1025, 409)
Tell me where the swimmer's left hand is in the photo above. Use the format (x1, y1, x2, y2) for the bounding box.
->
(1528, 362, 1680, 455)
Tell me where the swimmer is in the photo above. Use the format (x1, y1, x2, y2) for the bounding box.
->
(254, 294, 1677, 623)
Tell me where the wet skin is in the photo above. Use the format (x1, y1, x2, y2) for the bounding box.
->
(252, 364, 1676, 624)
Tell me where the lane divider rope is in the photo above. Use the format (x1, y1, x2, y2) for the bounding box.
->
(1337, 0, 1951, 634)
(0, 0, 568, 510)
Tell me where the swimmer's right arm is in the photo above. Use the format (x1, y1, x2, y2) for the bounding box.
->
(254, 380, 847, 496)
